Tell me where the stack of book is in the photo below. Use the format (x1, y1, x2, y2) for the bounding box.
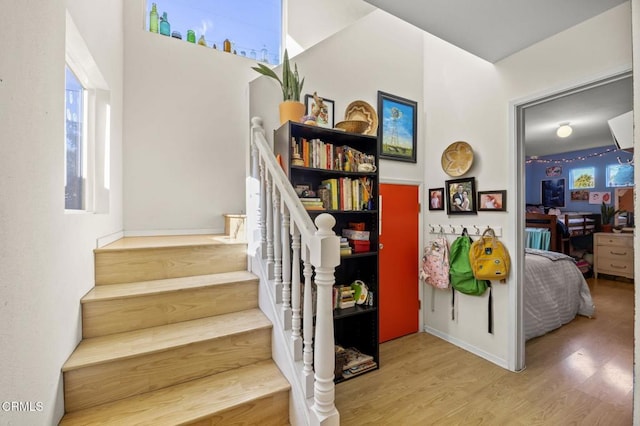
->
(339, 237, 352, 256)
(341, 347, 377, 379)
(300, 197, 324, 211)
(336, 285, 355, 309)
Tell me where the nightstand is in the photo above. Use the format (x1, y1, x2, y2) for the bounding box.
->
(594, 232, 634, 280)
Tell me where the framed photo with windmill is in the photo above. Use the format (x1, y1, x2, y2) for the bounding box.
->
(377, 91, 417, 163)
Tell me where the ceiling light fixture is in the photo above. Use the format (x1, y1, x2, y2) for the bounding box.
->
(556, 123, 573, 138)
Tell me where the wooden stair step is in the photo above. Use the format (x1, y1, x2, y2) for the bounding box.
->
(63, 309, 272, 412)
(94, 235, 248, 285)
(60, 360, 290, 425)
(81, 271, 259, 338)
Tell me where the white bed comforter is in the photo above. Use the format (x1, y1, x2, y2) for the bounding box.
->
(525, 248, 595, 340)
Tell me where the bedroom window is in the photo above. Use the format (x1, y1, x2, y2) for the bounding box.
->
(146, 1, 283, 65)
(569, 167, 595, 189)
(606, 164, 634, 187)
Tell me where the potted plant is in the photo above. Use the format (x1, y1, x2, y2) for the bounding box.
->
(600, 201, 623, 232)
(252, 49, 305, 124)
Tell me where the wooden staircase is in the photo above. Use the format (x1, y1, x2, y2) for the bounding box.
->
(60, 234, 290, 425)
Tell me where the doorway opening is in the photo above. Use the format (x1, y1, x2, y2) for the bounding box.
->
(514, 70, 633, 371)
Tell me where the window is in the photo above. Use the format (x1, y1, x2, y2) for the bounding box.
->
(606, 164, 634, 187)
(146, 1, 282, 64)
(569, 167, 595, 189)
(65, 66, 86, 210)
(65, 10, 111, 213)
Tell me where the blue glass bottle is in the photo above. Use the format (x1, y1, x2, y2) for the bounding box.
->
(159, 12, 170, 36)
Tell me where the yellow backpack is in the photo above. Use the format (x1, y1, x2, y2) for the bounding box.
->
(469, 227, 510, 282)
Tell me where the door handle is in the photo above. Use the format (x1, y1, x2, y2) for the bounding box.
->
(379, 243, 384, 250)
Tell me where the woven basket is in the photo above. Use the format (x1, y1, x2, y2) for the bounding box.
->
(334, 120, 369, 134)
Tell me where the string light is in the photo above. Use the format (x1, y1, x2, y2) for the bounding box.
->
(525, 147, 629, 164)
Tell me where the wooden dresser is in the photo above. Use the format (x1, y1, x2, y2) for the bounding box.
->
(594, 232, 634, 280)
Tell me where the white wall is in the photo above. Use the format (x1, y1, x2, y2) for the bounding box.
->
(121, 1, 377, 235)
(0, 0, 124, 423)
(422, 2, 632, 367)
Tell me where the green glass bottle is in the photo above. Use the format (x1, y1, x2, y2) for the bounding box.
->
(149, 3, 158, 33)
(159, 12, 170, 36)
(187, 30, 196, 43)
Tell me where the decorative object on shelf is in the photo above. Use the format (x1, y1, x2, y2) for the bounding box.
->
(197, 35, 207, 46)
(377, 91, 417, 163)
(223, 38, 231, 52)
(428, 187, 445, 211)
(334, 120, 369, 134)
(445, 177, 477, 215)
(149, 3, 159, 33)
(159, 11, 170, 36)
(441, 141, 474, 177)
(251, 49, 305, 124)
(304, 93, 334, 128)
(186, 30, 196, 43)
(541, 178, 565, 208)
(345, 100, 378, 136)
(477, 190, 506, 212)
(171, 31, 182, 40)
(600, 201, 623, 232)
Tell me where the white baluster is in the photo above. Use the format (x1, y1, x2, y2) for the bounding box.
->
(281, 202, 292, 330)
(265, 172, 274, 279)
(258, 159, 267, 256)
(310, 214, 339, 422)
(273, 188, 282, 303)
(291, 222, 302, 360)
(302, 246, 314, 398)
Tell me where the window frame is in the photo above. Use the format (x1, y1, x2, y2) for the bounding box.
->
(568, 166, 595, 190)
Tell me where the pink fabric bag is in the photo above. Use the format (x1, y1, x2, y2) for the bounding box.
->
(420, 237, 450, 289)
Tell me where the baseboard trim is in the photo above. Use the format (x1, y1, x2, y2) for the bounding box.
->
(96, 231, 124, 248)
(423, 326, 509, 370)
(123, 228, 223, 237)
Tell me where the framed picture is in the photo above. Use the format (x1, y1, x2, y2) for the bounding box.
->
(294, 183, 312, 197)
(445, 178, 477, 215)
(377, 91, 417, 163)
(428, 187, 445, 211)
(478, 190, 506, 211)
(570, 190, 589, 201)
(541, 178, 565, 208)
(545, 166, 562, 177)
(304, 93, 334, 128)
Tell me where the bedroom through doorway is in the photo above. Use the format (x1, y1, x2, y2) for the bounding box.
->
(515, 71, 634, 378)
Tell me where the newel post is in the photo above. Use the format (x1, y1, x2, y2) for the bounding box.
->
(310, 213, 340, 426)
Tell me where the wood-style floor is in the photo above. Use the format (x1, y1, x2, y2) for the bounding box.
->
(336, 277, 633, 425)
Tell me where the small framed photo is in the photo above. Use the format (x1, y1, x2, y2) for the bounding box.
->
(304, 93, 334, 128)
(545, 166, 562, 177)
(377, 91, 417, 163)
(478, 190, 506, 211)
(445, 178, 477, 215)
(294, 183, 312, 197)
(428, 188, 445, 211)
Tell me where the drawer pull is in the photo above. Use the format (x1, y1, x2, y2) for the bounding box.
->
(610, 251, 627, 256)
(609, 264, 627, 269)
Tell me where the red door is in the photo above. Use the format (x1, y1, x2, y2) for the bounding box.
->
(379, 183, 420, 342)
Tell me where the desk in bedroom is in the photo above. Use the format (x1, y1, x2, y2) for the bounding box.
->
(594, 232, 634, 280)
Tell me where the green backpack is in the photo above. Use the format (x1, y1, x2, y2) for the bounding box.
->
(449, 231, 488, 296)
(449, 229, 493, 333)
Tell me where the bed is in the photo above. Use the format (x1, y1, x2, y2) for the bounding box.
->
(525, 248, 595, 340)
(525, 211, 601, 254)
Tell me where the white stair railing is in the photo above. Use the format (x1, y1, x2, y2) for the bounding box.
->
(248, 117, 340, 426)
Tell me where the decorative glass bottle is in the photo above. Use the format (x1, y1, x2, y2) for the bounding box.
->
(223, 39, 231, 53)
(159, 12, 170, 36)
(149, 3, 158, 33)
(197, 35, 207, 46)
(187, 30, 196, 43)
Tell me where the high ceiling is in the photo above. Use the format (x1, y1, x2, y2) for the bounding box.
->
(363, 0, 632, 156)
